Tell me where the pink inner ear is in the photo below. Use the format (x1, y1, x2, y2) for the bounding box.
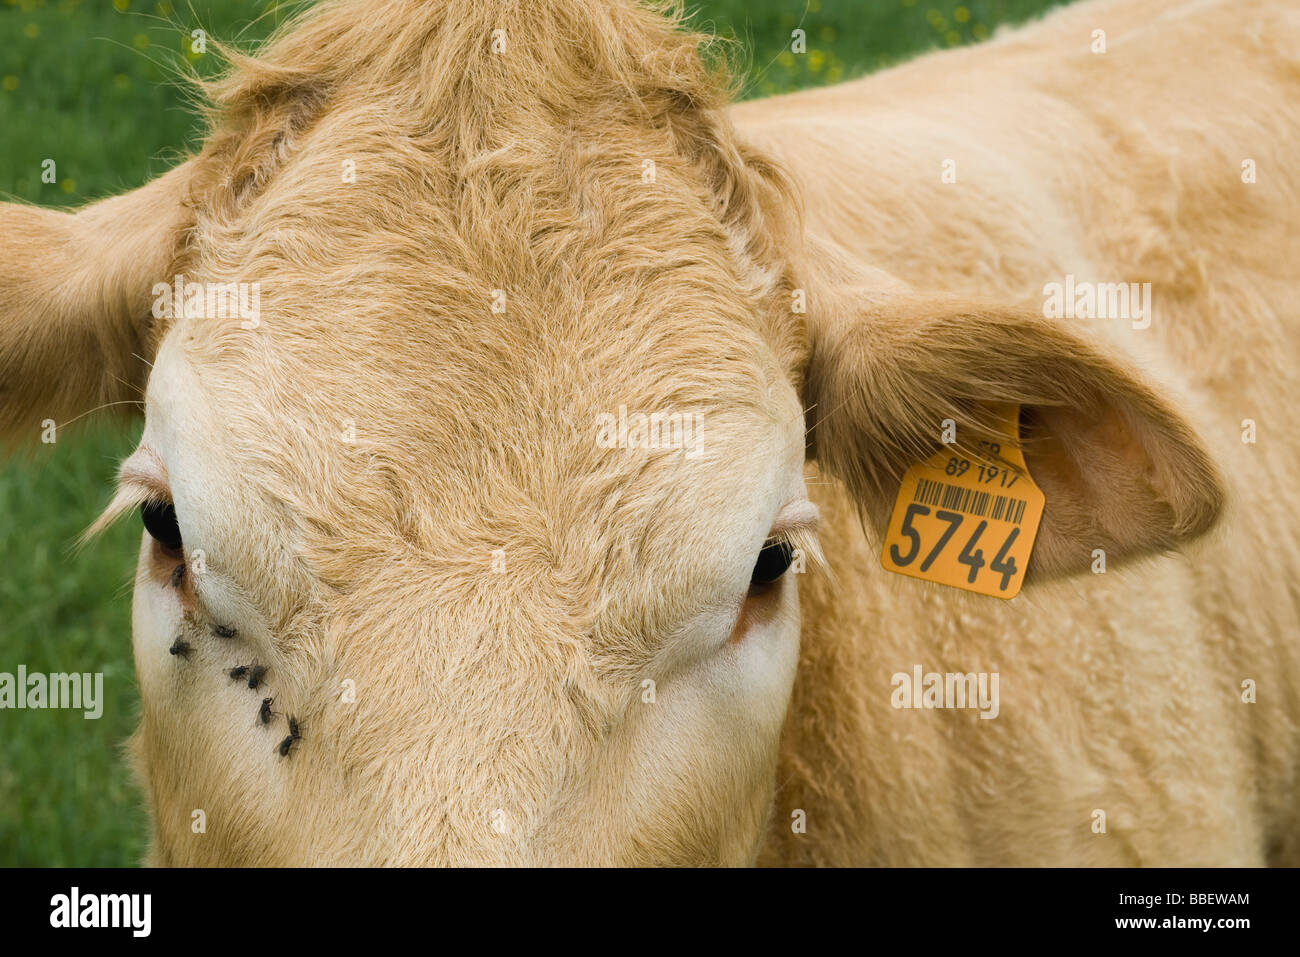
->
(1019, 400, 1214, 577)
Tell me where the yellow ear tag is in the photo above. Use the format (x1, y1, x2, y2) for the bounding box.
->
(880, 403, 1044, 599)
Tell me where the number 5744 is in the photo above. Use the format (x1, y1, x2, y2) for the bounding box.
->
(888, 505, 1020, 591)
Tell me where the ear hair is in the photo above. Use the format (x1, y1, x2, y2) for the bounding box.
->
(808, 295, 1121, 506)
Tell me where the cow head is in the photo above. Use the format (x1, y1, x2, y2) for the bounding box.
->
(0, 0, 1222, 865)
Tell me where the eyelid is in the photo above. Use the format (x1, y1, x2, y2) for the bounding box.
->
(118, 444, 170, 498)
(770, 499, 820, 536)
(762, 499, 826, 578)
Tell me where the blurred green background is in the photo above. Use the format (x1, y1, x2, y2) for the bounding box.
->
(0, 0, 1067, 866)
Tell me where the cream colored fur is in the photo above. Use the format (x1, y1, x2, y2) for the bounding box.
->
(739, 0, 1300, 865)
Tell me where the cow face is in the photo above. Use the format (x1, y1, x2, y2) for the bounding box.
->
(109, 292, 813, 866)
(0, 0, 1223, 866)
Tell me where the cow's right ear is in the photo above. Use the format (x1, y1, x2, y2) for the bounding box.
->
(799, 249, 1225, 581)
(0, 160, 197, 445)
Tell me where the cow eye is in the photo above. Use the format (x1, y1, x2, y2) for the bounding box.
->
(750, 538, 793, 588)
(140, 500, 183, 553)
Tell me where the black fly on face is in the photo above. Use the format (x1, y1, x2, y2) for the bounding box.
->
(277, 716, 302, 757)
(213, 624, 237, 639)
(168, 637, 191, 658)
(247, 663, 268, 690)
(228, 664, 250, 682)
(259, 697, 276, 725)
(170, 563, 185, 588)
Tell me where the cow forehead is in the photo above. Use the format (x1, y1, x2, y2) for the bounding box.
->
(170, 115, 794, 524)
(172, 279, 790, 502)
(158, 252, 799, 609)
(175, 55, 787, 438)
(151, 0, 808, 606)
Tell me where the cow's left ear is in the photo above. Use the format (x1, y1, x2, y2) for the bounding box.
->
(802, 280, 1225, 580)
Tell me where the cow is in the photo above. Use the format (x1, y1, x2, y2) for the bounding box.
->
(1, 0, 1296, 865)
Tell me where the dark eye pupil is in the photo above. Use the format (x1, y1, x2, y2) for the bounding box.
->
(140, 501, 182, 551)
(750, 539, 793, 587)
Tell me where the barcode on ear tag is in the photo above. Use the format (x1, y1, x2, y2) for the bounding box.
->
(880, 403, 1044, 599)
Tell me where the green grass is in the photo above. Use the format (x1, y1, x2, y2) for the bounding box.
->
(0, 0, 1069, 866)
